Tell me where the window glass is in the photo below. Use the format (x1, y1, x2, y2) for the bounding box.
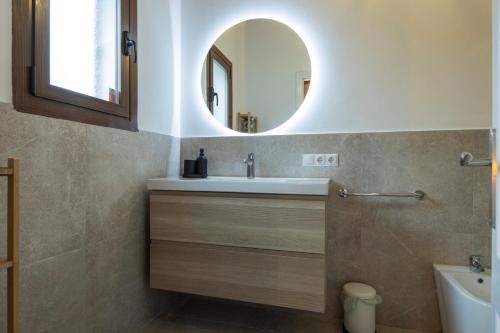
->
(212, 59, 229, 127)
(50, 0, 121, 103)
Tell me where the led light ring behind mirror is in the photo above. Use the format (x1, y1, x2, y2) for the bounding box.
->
(198, 17, 314, 135)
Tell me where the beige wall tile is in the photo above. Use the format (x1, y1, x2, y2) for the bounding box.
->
(181, 130, 491, 332)
(0, 103, 181, 332)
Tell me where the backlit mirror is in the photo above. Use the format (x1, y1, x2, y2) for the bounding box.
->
(202, 19, 312, 133)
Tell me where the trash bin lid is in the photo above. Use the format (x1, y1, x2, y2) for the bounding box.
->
(343, 282, 376, 299)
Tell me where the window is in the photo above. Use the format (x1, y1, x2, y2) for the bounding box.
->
(206, 46, 233, 129)
(13, 0, 137, 131)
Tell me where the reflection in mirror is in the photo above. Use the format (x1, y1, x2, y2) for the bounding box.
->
(202, 19, 311, 133)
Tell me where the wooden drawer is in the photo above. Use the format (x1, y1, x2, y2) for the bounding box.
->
(150, 240, 326, 313)
(150, 192, 326, 254)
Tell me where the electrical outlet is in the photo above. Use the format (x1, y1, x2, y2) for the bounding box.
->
(325, 154, 339, 167)
(315, 154, 326, 166)
(302, 154, 315, 166)
(303, 153, 339, 167)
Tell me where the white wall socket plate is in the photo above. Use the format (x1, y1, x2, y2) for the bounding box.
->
(302, 154, 316, 166)
(302, 154, 339, 167)
(315, 154, 326, 166)
(325, 154, 339, 167)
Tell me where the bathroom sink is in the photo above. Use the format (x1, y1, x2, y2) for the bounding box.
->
(147, 176, 330, 195)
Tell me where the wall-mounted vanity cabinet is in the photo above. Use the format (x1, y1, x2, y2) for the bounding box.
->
(147, 177, 329, 313)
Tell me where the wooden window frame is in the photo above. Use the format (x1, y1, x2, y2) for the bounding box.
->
(12, 0, 138, 131)
(206, 45, 233, 129)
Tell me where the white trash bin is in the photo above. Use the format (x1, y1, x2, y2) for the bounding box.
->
(342, 282, 382, 333)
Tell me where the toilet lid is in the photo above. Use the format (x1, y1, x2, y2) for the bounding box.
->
(343, 282, 376, 299)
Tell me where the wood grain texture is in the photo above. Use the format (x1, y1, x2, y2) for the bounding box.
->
(0, 168, 13, 176)
(2, 159, 20, 333)
(150, 241, 326, 313)
(0, 260, 13, 269)
(150, 193, 326, 254)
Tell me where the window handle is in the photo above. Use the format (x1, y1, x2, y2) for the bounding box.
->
(208, 87, 219, 106)
(123, 31, 137, 64)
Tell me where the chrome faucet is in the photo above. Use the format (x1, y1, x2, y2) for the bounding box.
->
(469, 255, 484, 273)
(243, 153, 255, 179)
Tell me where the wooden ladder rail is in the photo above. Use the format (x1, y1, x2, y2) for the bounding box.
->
(0, 159, 19, 333)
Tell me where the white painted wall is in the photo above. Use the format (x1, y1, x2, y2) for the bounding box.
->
(0, 0, 12, 103)
(243, 20, 310, 132)
(137, 0, 180, 136)
(1, 0, 493, 137)
(0, 0, 179, 136)
(214, 22, 246, 128)
(181, 0, 492, 137)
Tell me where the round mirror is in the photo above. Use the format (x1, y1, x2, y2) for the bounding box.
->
(201, 19, 312, 133)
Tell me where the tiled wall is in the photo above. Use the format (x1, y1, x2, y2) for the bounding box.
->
(0, 103, 181, 332)
(0, 101, 491, 333)
(181, 130, 492, 332)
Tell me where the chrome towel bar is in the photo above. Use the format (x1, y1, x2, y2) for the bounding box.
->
(460, 152, 492, 167)
(339, 189, 425, 199)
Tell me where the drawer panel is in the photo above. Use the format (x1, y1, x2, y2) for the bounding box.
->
(150, 241, 326, 313)
(150, 193, 326, 254)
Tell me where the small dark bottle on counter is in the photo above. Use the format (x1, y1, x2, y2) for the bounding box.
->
(196, 148, 208, 178)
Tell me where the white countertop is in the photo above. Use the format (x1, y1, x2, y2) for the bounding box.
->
(147, 176, 330, 196)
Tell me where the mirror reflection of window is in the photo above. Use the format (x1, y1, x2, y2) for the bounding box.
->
(212, 59, 229, 126)
(206, 46, 233, 128)
(202, 19, 311, 133)
(304, 80, 311, 98)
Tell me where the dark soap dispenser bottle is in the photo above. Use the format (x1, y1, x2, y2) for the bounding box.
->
(196, 148, 208, 178)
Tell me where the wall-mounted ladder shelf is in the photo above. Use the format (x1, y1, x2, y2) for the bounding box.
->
(1, 159, 19, 333)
